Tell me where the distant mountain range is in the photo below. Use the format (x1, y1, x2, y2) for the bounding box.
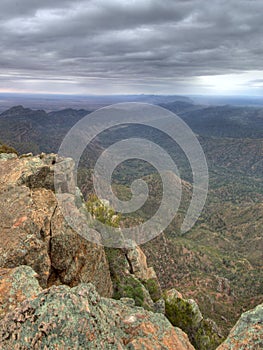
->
(0, 93, 193, 112)
(1, 100, 263, 156)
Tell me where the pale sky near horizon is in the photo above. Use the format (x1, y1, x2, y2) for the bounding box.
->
(0, 0, 263, 96)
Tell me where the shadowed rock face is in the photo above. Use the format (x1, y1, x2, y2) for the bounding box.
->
(217, 303, 263, 350)
(0, 153, 112, 297)
(0, 279, 195, 350)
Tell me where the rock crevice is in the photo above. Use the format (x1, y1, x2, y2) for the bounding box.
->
(0, 153, 112, 297)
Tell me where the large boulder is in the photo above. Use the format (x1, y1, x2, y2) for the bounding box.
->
(217, 303, 263, 349)
(0, 153, 112, 297)
(0, 282, 195, 350)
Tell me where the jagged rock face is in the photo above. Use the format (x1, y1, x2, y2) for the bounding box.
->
(0, 281, 195, 350)
(217, 303, 263, 350)
(216, 276, 232, 297)
(0, 153, 112, 297)
(105, 246, 162, 311)
(126, 243, 157, 281)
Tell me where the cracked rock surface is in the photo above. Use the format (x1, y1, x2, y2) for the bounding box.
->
(0, 153, 112, 297)
(0, 278, 195, 350)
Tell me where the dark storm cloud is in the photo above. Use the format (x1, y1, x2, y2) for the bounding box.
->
(0, 0, 263, 94)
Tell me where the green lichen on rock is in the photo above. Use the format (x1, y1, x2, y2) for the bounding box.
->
(0, 265, 42, 319)
(217, 303, 263, 349)
(0, 283, 195, 349)
(5, 265, 41, 299)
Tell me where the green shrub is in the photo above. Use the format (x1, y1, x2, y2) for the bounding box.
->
(164, 294, 222, 350)
(86, 193, 121, 227)
(114, 275, 145, 307)
(143, 278, 161, 302)
(0, 142, 18, 155)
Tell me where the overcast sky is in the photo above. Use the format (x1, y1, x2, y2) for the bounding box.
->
(0, 0, 263, 95)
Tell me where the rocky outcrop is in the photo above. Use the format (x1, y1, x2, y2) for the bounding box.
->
(0, 267, 195, 350)
(105, 245, 162, 312)
(164, 289, 203, 326)
(0, 153, 112, 297)
(216, 276, 232, 297)
(217, 303, 263, 350)
(126, 242, 158, 281)
(0, 151, 262, 349)
(0, 153, 194, 348)
(164, 288, 222, 350)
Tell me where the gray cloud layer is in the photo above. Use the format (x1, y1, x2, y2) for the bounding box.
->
(0, 0, 263, 94)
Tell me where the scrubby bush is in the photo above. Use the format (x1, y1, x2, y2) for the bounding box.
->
(0, 142, 17, 154)
(86, 193, 121, 227)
